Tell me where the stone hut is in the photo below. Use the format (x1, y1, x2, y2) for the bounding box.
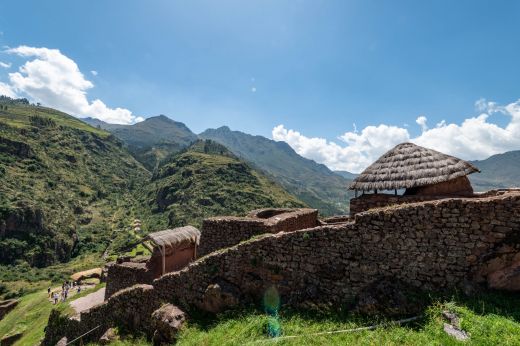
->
(349, 142, 480, 214)
(105, 226, 200, 299)
(143, 226, 201, 278)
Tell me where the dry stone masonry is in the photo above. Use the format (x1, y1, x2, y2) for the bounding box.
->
(44, 190, 520, 344)
(198, 208, 318, 256)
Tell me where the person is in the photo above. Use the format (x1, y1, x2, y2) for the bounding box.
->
(53, 292, 58, 305)
(77, 285, 81, 293)
(47, 286, 51, 297)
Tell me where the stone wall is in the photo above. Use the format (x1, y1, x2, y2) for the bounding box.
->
(43, 285, 161, 346)
(104, 262, 153, 299)
(198, 208, 318, 256)
(348, 189, 514, 215)
(45, 191, 520, 342)
(154, 191, 520, 311)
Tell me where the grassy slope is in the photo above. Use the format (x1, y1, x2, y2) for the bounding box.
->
(200, 127, 352, 216)
(0, 103, 150, 266)
(129, 140, 305, 236)
(0, 282, 105, 346)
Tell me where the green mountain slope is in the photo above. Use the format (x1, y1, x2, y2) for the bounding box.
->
(200, 126, 352, 215)
(133, 140, 306, 232)
(0, 100, 150, 267)
(83, 115, 198, 169)
(469, 151, 520, 191)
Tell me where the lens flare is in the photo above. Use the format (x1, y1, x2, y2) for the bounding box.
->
(263, 286, 282, 337)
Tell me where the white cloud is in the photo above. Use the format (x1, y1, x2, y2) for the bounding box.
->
(272, 99, 520, 173)
(0, 81, 16, 98)
(90, 70, 98, 76)
(3, 46, 140, 124)
(0, 61, 11, 68)
(416, 115, 428, 132)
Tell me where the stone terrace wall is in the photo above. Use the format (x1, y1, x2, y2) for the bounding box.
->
(43, 285, 161, 346)
(350, 193, 448, 215)
(198, 208, 318, 256)
(154, 191, 520, 310)
(105, 262, 153, 299)
(349, 190, 515, 215)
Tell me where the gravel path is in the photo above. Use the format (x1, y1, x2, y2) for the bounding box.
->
(69, 287, 106, 314)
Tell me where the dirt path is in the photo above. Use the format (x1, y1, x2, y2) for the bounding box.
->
(69, 287, 106, 314)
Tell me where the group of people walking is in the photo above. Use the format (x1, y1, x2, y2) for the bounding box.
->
(48, 281, 81, 305)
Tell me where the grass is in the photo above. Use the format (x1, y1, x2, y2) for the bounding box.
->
(97, 290, 520, 346)
(0, 254, 105, 299)
(0, 282, 105, 346)
(176, 293, 520, 345)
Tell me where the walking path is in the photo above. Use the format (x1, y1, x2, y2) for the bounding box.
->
(69, 287, 106, 314)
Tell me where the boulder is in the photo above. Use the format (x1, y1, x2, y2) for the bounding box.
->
(151, 304, 186, 345)
(99, 328, 119, 345)
(201, 281, 240, 313)
(354, 278, 425, 317)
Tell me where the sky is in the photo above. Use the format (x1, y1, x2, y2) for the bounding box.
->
(0, 0, 520, 172)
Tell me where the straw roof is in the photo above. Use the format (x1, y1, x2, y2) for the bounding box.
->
(145, 226, 201, 248)
(349, 143, 480, 191)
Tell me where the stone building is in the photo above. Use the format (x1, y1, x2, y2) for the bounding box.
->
(349, 142, 481, 214)
(143, 226, 201, 277)
(104, 226, 200, 299)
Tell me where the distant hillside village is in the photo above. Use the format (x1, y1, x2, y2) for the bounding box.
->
(43, 142, 520, 345)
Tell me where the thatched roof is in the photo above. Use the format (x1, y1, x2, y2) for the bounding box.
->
(349, 143, 480, 191)
(145, 226, 201, 248)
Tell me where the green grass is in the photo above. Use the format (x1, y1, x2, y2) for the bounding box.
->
(0, 254, 105, 300)
(103, 291, 520, 346)
(175, 293, 520, 345)
(0, 282, 105, 346)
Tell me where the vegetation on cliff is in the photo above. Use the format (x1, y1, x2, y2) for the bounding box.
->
(0, 101, 149, 267)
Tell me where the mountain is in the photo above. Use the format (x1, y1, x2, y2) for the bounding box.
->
(0, 101, 149, 267)
(335, 170, 358, 180)
(83, 115, 198, 169)
(200, 126, 352, 215)
(469, 150, 520, 191)
(133, 139, 305, 232)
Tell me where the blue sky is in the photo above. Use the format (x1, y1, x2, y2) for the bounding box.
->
(1, 0, 520, 171)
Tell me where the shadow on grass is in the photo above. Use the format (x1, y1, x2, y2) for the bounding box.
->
(183, 288, 520, 336)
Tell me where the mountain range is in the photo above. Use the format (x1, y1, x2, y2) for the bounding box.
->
(0, 101, 306, 267)
(3, 102, 520, 268)
(85, 116, 354, 215)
